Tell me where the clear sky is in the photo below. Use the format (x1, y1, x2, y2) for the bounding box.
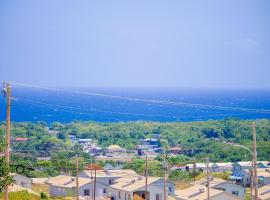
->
(0, 0, 270, 88)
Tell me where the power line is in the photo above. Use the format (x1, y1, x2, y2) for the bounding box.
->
(11, 96, 265, 121)
(10, 81, 270, 114)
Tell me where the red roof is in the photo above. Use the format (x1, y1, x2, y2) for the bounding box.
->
(15, 137, 29, 141)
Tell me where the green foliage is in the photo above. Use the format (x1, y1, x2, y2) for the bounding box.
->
(0, 119, 270, 179)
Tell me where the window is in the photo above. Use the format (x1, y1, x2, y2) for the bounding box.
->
(169, 186, 172, 192)
(156, 194, 160, 200)
(125, 193, 127, 200)
(84, 189, 90, 196)
(109, 179, 113, 185)
(103, 188, 107, 194)
(119, 191, 121, 199)
(232, 191, 239, 196)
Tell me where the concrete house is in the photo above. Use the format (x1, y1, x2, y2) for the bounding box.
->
(194, 178, 245, 199)
(175, 185, 242, 200)
(210, 162, 233, 172)
(12, 173, 32, 189)
(79, 169, 137, 195)
(108, 176, 175, 200)
(47, 175, 106, 198)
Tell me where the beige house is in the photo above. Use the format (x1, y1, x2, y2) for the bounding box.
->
(106, 145, 127, 156)
(108, 175, 175, 200)
(175, 185, 242, 200)
(79, 169, 137, 195)
(47, 175, 107, 198)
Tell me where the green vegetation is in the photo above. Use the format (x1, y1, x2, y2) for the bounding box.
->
(0, 134, 12, 193)
(0, 119, 269, 180)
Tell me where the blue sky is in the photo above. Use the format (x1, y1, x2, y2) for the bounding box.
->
(0, 0, 270, 88)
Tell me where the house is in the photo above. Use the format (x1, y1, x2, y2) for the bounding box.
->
(168, 147, 184, 155)
(106, 145, 127, 157)
(210, 162, 233, 172)
(12, 173, 32, 189)
(230, 161, 269, 186)
(14, 137, 29, 142)
(194, 178, 245, 199)
(185, 163, 207, 172)
(139, 139, 159, 148)
(258, 184, 270, 200)
(78, 139, 93, 145)
(108, 176, 175, 200)
(47, 175, 107, 198)
(243, 168, 270, 186)
(83, 143, 103, 156)
(79, 169, 137, 195)
(175, 185, 242, 200)
(136, 145, 159, 157)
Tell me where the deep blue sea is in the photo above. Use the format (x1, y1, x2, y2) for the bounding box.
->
(0, 87, 270, 123)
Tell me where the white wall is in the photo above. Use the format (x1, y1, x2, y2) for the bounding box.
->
(13, 174, 32, 189)
(213, 183, 245, 199)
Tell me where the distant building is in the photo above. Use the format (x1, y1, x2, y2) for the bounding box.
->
(78, 138, 93, 145)
(230, 161, 269, 186)
(106, 145, 127, 157)
(12, 173, 32, 189)
(14, 137, 29, 142)
(242, 168, 270, 186)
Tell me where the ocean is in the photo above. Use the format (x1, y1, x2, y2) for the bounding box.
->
(0, 87, 270, 123)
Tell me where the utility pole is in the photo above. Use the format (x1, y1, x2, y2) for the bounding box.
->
(90, 157, 93, 200)
(145, 154, 148, 200)
(250, 167, 254, 200)
(76, 157, 79, 200)
(252, 122, 258, 200)
(93, 169, 96, 200)
(4, 82, 11, 200)
(163, 146, 167, 200)
(206, 157, 210, 200)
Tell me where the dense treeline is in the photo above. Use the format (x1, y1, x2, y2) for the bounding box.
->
(0, 119, 270, 178)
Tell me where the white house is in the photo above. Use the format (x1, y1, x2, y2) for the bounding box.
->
(194, 178, 245, 199)
(12, 173, 32, 189)
(47, 175, 107, 198)
(79, 169, 137, 195)
(108, 176, 175, 200)
(211, 162, 233, 172)
(175, 185, 242, 200)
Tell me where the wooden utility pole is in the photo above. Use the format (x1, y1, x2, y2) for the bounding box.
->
(145, 154, 148, 200)
(252, 122, 258, 200)
(163, 146, 167, 200)
(76, 158, 79, 200)
(250, 168, 254, 200)
(93, 169, 97, 200)
(206, 157, 210, 200)
(4, 82, 11, 200)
